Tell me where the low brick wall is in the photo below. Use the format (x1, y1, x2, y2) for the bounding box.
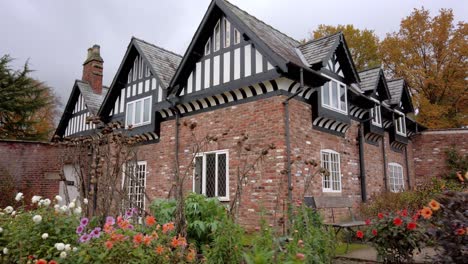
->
(412, 128, 468, 185)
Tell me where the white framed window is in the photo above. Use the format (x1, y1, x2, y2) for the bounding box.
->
(125, 96, 151, 127)
(122, 161, 147, 210)
(133, 57, 138, 81)
(234, 28, 241, 44)
(214, 20, 221, 52)
(395, 114, 406, 136)
(205, 38, 211, 56)
(321, 77, 347, 114)
(193, 150, 229, 201)
(224, 18, 230, 48)
(138, 57, 144, 79)
(371, 105, 382, 127)
(388, 163, 404, 192)
(321, 149, 342, 192)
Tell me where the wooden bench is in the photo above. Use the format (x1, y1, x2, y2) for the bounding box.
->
(304, 196, 366, 253)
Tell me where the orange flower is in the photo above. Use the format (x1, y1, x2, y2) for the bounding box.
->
(162, 222, 175, 233)
(37, 260, 47, 264)
(171, 236, 179, 248)
(428, 200, 440, 211)
(105, 240, 113, 249)
(133, 233, 144, 245)
(456, 171, 464, 182)
(421, 207, 433, 219)
(393, 217, 403, 226)
(111, 232, 126, 242)
(155, 245, 165, 255)
(151, 231, 159, 240)
(104, 222, 114, 233)
(455, 228, 465, 236)
(118, 219, 130, 230)
(177, 235, 187, 247)
(356, 230, 364, 239)
(143, 235, 152, 246)
(186, 248, 196, 262)
(145, 216, 156, 227)
(407, 222, 417, 230)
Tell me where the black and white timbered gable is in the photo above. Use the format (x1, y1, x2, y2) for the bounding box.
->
(55, 80, 107, 138)
(98, 37, 182, 140)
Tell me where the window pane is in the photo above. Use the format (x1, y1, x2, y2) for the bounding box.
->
(224, 19, 230, 48)
(340, 84, 346, 111)
(143, 98, 150, 123)
(234, 29, 241, 44)
(217, 154, 226, 197)
(205, 38, 211, 55)
(322, 82, 330, 106)
(214, 22, 220, 51)
(135, 100, 142, 124)
(194, 157, 203, 194)
(205, 154, 216, 197)
(126, 103, 134, 126)
(331, 81, 338, 108)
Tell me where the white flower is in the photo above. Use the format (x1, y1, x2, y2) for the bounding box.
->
(41, 233, 48, 239)
(64, 244, 71, 252)
(83, 198, 88, 205)
(31, 196, 42, 204)
(11, 211, 16, 216)
(72, 247, 78, 252)
(0, 227, 3, 233)
(55, 243, 65, 251)
(68, 202, 76, 209)
(42, 199, 51, 207)
(32, 215, 42, 224)
(60, 251, 67, 259)
(54, 204, 60, 212)
(2, 247, 8, 254)
(73, 207, 82, 215)
(15, 192, 24, 201)
(60, 205, 69, 213)
(4, 206, 13, 214)
(55, 195, 63, 203)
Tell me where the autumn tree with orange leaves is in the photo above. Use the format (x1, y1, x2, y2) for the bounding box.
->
(380, 8, 467, 128)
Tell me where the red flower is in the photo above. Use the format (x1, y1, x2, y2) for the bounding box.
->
(49, 260, 58, 264)
(133, 233, 144, 245)
(401, 209, 408, 217)
(407, 222, 417, 230)
(105, 240, 113, 249)
(393, 217, 403, 226)
(378, 213, 384, 219)
(37, 260, 47, 264)
(455, 228, 466, 236)
(372, 229, 378, 236)
(145, 216, 156, 227)
(356, 230, 364, 239)
(365, 219, 371, 225)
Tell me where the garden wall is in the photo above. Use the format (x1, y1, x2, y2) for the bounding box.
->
(412, 128, 468, 186)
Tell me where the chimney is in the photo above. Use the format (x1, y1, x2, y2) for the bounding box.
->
(82, 44, 104, 94)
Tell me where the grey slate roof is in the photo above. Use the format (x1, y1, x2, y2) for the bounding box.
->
(222, 0, 304, 67)
(76, 80, 108, 114)
(386, 79, 405, 105)
(297, 33, 341, 66)
(133, 38, 182, 88)
(358, 67, 381, 92)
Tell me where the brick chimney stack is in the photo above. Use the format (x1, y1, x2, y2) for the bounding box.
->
(82, 44, 104, 94)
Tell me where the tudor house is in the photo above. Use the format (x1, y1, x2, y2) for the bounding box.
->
(55, 0, 424, 227)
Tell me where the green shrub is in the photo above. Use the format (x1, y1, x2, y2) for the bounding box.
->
(205, 217, 244, 264)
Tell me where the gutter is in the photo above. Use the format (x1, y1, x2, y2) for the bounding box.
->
(358, 123, 367, 202)
(381, 136, 388, 191)
(404, 146, 411, 189)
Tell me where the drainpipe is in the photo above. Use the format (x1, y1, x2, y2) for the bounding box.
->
(167, 96, 181, 199)
(283, 68, 304, 233)
(404, 146, 411, 190)
(381, 137, 388, 191)
(358, 123, 367, 202)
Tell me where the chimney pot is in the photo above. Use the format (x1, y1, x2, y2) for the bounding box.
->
(82, 44, 104, 94)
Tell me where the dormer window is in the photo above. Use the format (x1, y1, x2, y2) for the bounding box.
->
(234, 28, 241, 45)
(205, 38, 211, 55)
(395, 114, 406, 136)
(214, 21, 221, 52)
(224, 18, 230, 48)
(321, 78, 347, 114)
(371, 105, 382, 127)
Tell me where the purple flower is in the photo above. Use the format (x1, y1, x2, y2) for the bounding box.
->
(106, 216, 115, 225)
(128, 224, 134, 230)
(76, 225, 84, 234)
(79, 234, 90, 243)
(80, 217, 89, 226)
(90, 228, 101, 238)
(124, 210, 133, 219)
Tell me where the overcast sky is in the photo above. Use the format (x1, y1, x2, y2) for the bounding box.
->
(1, 0, 466, 107)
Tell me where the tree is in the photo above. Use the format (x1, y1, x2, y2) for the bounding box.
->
(312, 24, 381, 71)
(0, 55, 60, 140)
(380, 8, 467, 128)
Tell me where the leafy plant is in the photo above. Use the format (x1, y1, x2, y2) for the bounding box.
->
(205, 217, 244, 264)
(445, 147, 468, 183)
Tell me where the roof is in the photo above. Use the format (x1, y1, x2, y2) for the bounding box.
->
(298, 32, 342, 66)
(133, 37, 182, 89)
(221, 0, 304, 67)
(76, 80, 108, 114)
(386, 79, 405, 105)
(358, 67, 381, 92)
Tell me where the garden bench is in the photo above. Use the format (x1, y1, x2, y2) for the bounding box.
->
(304, 196, 366, 253)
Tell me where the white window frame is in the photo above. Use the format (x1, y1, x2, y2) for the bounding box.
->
(125, 96, 152, 128)
(193, 150, 229, 201)
(321, 76, 348, 114)
(321, 149, 342, 192)
(395, 112, 406, 136)
(223, 18, 230, 48)
(388, 163, 404, 192)
(122, 161, 147, 210)
(205, 38, 211, 56)
(138, 56, 144, 79)
(234, 28, 241, 44)
(133, 57, 138, 81)
(371, 104, 382, 127)
(213, 20, 221, 52)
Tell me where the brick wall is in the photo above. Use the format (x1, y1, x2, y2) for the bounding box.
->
(0, 140, 63, 207)
(412, 129, 468, 185)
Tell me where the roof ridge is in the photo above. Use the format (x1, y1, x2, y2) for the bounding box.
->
(132, 36, 183, 58)
(222, 0, 300, 45)
(297, 31, 342, 48)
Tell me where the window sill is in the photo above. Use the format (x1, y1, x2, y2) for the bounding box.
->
(127, 122, 151, 128)
(322, 190, 342, 193)
(396, 131, 407, 137)
(321, 104, 348, 115)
